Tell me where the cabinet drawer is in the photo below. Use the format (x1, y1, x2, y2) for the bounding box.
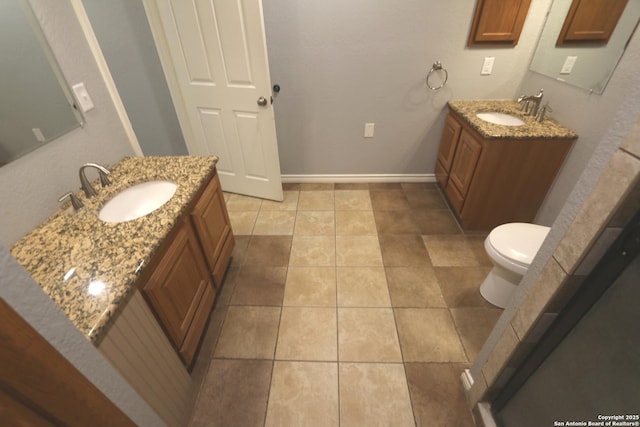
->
(435, 159, 449, 189)
(445, 181, 465, 214)
(213, 232, 235, 287)
(179, 280, 216, 366)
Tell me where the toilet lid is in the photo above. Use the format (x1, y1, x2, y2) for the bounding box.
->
(489, 223, 551, 266)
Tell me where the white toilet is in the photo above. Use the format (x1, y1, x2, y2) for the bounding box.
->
(480, 222, 550, 308)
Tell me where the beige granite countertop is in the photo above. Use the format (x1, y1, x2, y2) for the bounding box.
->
(11, 156, 219, 344)
(448, 100, 578, 139)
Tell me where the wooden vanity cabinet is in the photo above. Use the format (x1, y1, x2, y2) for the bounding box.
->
(139, 169, 233, 367)
(468, 0, 532, 46)
(437, 111, 575, 230)
(435, 114, 462, 188)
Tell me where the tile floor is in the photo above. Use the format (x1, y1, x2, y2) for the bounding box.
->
(188, 182, 502, 427)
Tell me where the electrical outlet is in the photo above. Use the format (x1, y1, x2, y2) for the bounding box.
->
(364, 123, 375, 138)
(481, 57, 495, 75)
(560, 56, 578, 74)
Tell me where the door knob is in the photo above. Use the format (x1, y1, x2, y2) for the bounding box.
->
(257, 96, 268, 106)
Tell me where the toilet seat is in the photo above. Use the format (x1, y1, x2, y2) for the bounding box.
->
(488, 223, 550, 268)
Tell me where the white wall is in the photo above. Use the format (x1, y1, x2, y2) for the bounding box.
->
(0, 0, 136, 247)
(529, 25, 640, 225)
(263, 0, 549, 175)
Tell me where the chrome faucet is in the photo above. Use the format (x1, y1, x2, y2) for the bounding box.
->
(517, 88, 544, 116)
(79, 163, 111, 198)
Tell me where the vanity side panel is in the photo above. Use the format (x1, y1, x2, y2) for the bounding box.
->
(98, 291, 191, 427)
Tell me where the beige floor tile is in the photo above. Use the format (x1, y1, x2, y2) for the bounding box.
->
(252, 211, 296, 235)
(300, 183, 335, 191)
(422, 235, 480, 267)
(226, 193, 263, 211)
(244, 236, 292, 266)
(260, 190, 299, 211)
(338, 308, 402, 362)
(190, 359, 272, 427)
(337, 267, 391, 307)
(334, 190, 372, 210)
(298, 190, 334, 210)
(230, 266, 287, 306)
(434, 266, 494, 308)
(405, 363, 475, 427)
(289, 235, 335, 266)
(378, 234, 431, 267)
(413, 209, 461, 235)
(373, 210, 419, 234)
(275, 307, 337, 361)
(335, 210, 377, 235)
(214, 306, 281, 359)
(405, 189, 448, 209)
(339, 363, 415, 427)
(283, 267, 336, 306)
(370, 189, 410, 210)
(294, 211, 335, 235)
(336, 235, 383, 267)
(386, 267, 446, 307)
(228, 211, 257, 235)
(265, 361, 339, 427)
(395, 308, 467, 362)
(451, 307, 502, 361)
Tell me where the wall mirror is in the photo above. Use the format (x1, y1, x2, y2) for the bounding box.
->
(529, 0, 640, 94)
(0, 0, 83, 167)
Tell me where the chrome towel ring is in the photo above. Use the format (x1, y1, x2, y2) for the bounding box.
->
(426, 61, 448, 91)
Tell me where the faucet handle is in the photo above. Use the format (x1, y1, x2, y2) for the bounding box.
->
(536, 102, 552, 123)
(58, 191, 84, 211)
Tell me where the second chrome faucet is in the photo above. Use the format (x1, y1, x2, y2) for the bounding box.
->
(517, 88, 544, 116)
(79, 163, 111, 198)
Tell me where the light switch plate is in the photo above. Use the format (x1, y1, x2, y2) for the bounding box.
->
(364, 123, 375, 138)
(481, 57, 495, 75)
(72, 82, 95, 112)
(560, 56, 578, 74)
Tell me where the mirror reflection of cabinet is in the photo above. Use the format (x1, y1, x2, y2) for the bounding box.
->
(556, 0, 630, 45)
(468, 0, 532, 46)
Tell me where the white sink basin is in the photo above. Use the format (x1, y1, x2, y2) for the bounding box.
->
(476, 112, 525, 127)
(99, 180, 177, 223)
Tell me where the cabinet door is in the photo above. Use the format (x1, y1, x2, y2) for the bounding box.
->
(556, 0, 629, 45)
(141, 219, 211, 349)
(437, 114, 462, 172)
(468, 0, 532, 46)
(449, 129, 482, 198)
(191, 172, 233, 280)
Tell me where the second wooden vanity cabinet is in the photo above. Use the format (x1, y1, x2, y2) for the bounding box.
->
(139, 169, 234, 367)
(436, 110, 575, 230)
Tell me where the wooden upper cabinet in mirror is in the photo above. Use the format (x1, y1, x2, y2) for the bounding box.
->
(557, 0, 629, 45)
(468, 0, 532, 46)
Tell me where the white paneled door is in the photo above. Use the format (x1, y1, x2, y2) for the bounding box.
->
(145, 0, 283, 201)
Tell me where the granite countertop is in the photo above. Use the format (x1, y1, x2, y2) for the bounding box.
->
(11, 156, 219, 344)
(448, 100, 578, 139)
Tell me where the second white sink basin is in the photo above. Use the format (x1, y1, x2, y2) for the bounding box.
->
(476, 112, 525, 127)
(99, 180, 178, 223)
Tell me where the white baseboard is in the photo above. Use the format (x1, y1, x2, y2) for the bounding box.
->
(281, 174, 436, 184)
